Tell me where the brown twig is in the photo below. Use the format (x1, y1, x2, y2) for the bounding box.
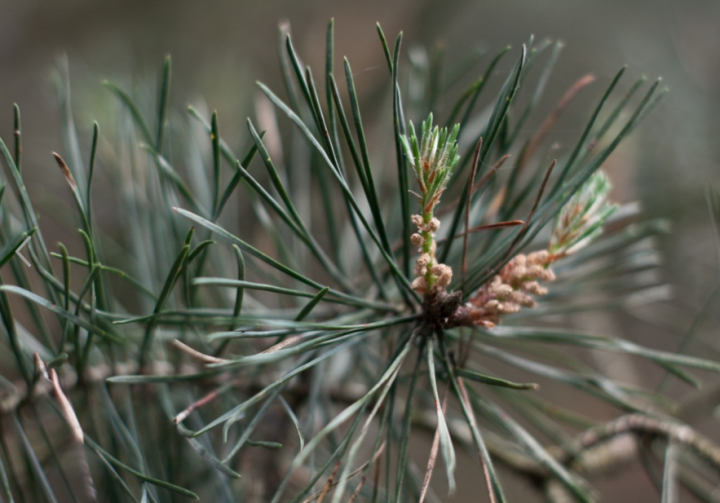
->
(561, 414, 720, 471)
(416, 408, 720, 502)
(314, 460, 341, 503)
(347, 475, 366, 503)
(1, 358, 371, 421)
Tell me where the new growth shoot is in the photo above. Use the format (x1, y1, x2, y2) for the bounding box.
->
(402, 114, 461, 296)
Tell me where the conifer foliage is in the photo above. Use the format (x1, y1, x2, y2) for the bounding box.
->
(0, 18, 718, 503)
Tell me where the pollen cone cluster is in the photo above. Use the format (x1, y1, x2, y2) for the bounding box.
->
(463, 251, 555, 328)
(409, 215, 452, 294)
(451, 170, 618, 329)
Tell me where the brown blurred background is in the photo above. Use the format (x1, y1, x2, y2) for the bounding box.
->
(1, 0, 719, 500)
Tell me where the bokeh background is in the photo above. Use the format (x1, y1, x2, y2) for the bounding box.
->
(1, 0, 719, 500)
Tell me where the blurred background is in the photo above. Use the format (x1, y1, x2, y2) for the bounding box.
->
(0, 0, 719, 500)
